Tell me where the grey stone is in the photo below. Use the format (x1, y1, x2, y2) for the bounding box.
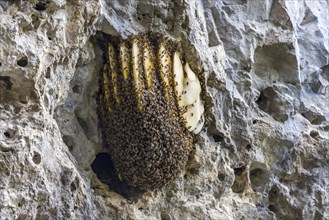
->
(0, 0, 328, 219)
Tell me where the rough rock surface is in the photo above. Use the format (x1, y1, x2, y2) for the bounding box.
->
(0, 0, 328, 219)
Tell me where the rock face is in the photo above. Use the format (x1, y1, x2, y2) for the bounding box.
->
(0, 0, 328, 219)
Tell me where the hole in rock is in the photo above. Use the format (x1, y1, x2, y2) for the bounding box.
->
(46, 31, 56, 42)
(269, 0, 293, 30)
(268, 204, 277, 213)
(62, 135, 75, 151)
(213, 134, 224, 143)
(207, 126, 225, 143)
(301, 110, 326, 125)
(322, 125, 329, 132)
(234, 166, 245, 176)
(321, 65, 329, 81)
(70, 182, 77, 191)
(218, 173, 226, 181)
(253, 43, 298, 84)
(185, 167, 199, 176)
(256, 87, 289, 122)
(160, 211, 171, 220)
(4, 131, 10, 138)
(0, 76, 13, 90)
(268, 184, 302, 219)
(17, 56, 28, 67)
(311, 116, 326, 125)
(45, 67, 51, 79)
(72, 85, 81, 94)
(224, 137, 231, 145)
(60, 168, 74, 186)
(246, 144, 252, 151)
(76, 116, 89, 136)
(31, 14, 40, 28)
(249, 162, 270, 192)
(4, 129, 15, 138)
(70, 177, 79, 192)
(310, 130, 319, 139)
(35, 1, 48, 11)
(32, 152, 41, 164)
(256, 91, 268, 109)
(232, 164, 248, 193)
(310, 84, 321, 94)
(223, 0, 247, 5)
(314, 210, 324, 220)
(18, 199, 24, 207)
(91, 153, 145, 199)
(62, 57, 69, 65)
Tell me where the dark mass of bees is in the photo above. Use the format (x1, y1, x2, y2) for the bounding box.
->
(97, 33, 204, 190)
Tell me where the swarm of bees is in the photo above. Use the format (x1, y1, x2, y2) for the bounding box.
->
(97, 33, 204, 190)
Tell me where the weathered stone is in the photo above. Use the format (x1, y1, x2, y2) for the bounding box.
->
(0, 0, 328, 219)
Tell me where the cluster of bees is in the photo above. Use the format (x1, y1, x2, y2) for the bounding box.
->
(97, 33, 204, 190)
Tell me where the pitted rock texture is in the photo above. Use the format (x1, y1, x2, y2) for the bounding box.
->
(0, 0, 328, 219)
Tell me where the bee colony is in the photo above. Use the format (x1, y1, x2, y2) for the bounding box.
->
(97, 33, 204, 190)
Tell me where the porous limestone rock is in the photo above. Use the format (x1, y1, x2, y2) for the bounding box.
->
(0, 0, 328, 219)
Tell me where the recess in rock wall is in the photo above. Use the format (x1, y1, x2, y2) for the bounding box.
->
(223, 0, 246, 5)
(232, 165, 248, 193)
(253, 43, 299, 84)
(16, 56, 28, 67)
(160, 211, 171, 220)
(3, 128, 16, 139)
(0, 74, 36, 105)
(91, 153, 145, 199)
(62, 135, 75, 151)
(0, 76, 13, 90)
(268, 184, 302, 220)
(269, 0, 293, 30)
(319, 65, 329, 94)
(300, 104, 326, 125)
(34, 1, 48, 11)
(32, 151, 42, 164)
(302, 64, 329, 95)
(249, 162, 270, 193)
(320, 65, 329, 81)
(256, 87, 289, 122)
(207, 123, 225, 143)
